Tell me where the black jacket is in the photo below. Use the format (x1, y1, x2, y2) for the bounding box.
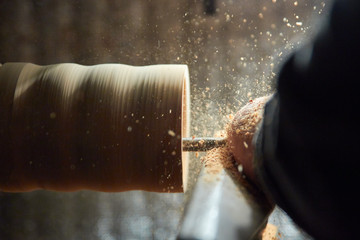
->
(255, 0, 360, 239)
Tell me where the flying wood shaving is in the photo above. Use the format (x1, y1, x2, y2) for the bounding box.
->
(261, 223, 279, 240)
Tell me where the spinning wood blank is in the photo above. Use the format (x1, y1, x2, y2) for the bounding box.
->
(0, 63, 190, 193)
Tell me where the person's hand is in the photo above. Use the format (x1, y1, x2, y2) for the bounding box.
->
(227, 96, 270, 184)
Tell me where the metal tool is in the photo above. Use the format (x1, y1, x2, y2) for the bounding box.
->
(179, 137, 273, 240)
(178, 166, 272, 240)
(182, 137, 227, 151)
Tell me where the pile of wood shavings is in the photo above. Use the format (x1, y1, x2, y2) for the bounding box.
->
(226, 96, 270, 138)
(200, 145, 244, 182)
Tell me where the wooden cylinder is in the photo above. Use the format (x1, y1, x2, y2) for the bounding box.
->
(0, 62, 190, 193)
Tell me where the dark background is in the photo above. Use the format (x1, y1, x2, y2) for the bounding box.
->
(0, 0, 330, 239)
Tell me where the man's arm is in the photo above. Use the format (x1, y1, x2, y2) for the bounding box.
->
(230, 0, 360, 239)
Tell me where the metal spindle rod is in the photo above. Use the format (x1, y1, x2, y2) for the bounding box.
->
(182, 137, 227, 152)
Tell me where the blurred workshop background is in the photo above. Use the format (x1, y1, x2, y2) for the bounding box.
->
(0, 0, 330, 239)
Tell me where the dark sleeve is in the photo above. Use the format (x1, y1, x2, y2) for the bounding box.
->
(254, 0, 360, 239)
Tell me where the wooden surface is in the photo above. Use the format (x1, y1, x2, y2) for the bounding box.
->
(0, 62, 190, 192)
